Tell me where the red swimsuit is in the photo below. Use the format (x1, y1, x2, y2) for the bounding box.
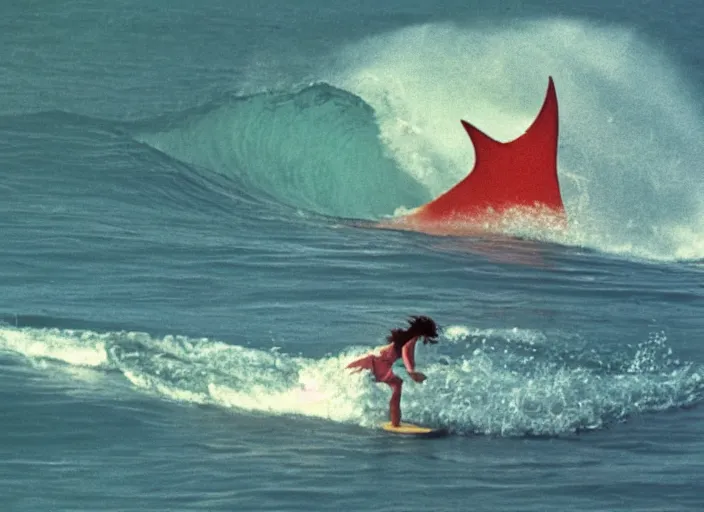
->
(346, 338, 419, 426)
(346, 338, 418, 382)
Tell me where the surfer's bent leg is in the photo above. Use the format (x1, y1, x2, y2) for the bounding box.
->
(385, 375, 403, 427)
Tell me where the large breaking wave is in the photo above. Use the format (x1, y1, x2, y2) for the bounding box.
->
(135, 18, 704, 262)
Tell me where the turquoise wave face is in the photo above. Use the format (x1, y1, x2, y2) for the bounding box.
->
(134, 83, 430, 220)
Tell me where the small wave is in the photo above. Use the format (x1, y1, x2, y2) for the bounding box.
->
(0, 325, 700, 437)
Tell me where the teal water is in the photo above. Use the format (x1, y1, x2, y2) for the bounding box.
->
(2, 1, 704, 511)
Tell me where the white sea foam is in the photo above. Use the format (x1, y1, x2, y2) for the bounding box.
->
(0, 327, 108, 368)
(328, 20, 704, 262)
(1, 325, 700, 436)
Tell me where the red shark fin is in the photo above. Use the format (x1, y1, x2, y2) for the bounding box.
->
(409, 77, 564, 225)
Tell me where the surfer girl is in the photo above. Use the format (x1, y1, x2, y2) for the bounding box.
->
(346, 315, 439, 426)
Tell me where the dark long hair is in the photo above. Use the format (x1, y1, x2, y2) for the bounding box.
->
(387, 316, 439, 354)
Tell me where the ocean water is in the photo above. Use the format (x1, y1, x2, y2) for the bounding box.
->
(2, 1, 704, 511)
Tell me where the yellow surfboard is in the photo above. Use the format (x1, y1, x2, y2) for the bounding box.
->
(381, 422, 448, 438)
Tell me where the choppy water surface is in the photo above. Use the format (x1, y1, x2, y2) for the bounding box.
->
(1, 1, 703, 510)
